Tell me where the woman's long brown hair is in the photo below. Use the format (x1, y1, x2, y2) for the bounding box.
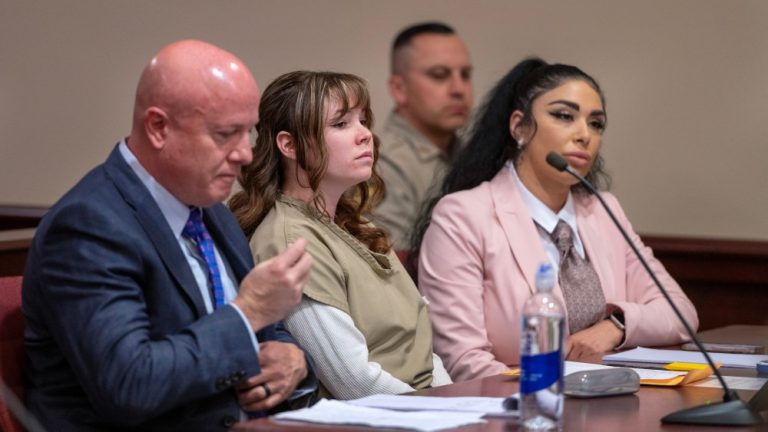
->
(229, 71, 390, 254)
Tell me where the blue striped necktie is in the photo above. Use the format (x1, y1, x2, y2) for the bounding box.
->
(182, 209, 225, 309)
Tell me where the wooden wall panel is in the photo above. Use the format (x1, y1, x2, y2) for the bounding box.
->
(642, 236, 768, 330)
(0, 230, 34, 277)
(0, 205, 47, 230)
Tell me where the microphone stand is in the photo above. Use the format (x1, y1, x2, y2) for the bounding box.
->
(0, 378, 47, 432)
(546, 151, 764, 426)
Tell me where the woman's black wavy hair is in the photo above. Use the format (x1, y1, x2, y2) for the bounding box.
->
(409, 57, 611, 263)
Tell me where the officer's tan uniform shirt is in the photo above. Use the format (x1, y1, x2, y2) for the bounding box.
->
(375, 112, 456, 250)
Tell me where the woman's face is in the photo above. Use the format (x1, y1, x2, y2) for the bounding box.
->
(515, 79, 606, 191)
(321, 97, 374, 192)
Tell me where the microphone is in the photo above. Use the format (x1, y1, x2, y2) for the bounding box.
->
(545, 151, 763, 426)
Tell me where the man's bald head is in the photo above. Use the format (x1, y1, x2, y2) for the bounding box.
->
(132, 40, 259, 134)
(128, 40, 260, 207)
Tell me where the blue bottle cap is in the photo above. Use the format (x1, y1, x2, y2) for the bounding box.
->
(757, 360, 768, 374)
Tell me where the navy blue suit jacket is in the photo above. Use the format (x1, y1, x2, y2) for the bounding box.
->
(23, 146, 312, 431)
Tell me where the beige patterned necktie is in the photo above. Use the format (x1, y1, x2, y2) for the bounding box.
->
(551, 219, 606, 333)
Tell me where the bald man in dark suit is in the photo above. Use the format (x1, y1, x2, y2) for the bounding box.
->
(23, 40, 315, 431)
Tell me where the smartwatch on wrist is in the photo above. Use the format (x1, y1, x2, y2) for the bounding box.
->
(607, 311, 626, 346)
(607, 311, 625, 331)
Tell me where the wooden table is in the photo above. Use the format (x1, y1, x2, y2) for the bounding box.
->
(234, 326, 768, 431)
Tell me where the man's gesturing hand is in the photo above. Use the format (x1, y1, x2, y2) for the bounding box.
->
(233, 238, 313, 331)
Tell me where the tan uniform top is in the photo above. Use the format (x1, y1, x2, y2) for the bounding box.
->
(375, 112, 456, 250)
(250, 195, 436, 398)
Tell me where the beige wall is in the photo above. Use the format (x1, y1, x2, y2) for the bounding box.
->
(1, 0, 766, 240)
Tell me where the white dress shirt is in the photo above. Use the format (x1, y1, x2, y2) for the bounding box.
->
(508, 162, 585, 274)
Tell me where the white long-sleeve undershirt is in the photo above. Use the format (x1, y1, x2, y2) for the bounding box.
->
(284, 298, 452, 400)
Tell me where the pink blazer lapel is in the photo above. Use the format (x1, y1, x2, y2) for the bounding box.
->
(488, 168, 546, 297)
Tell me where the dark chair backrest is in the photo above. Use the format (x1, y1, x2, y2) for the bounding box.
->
(395, 249, 419, 284)
(0, 275, 24, 432)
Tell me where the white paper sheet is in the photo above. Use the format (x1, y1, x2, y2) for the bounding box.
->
(566, 360, 682, 380)
(346, 394, 510, 415)
(691, 376, 768, 391)
(603, 347, 768, 369)
(273, 399, 486, 432)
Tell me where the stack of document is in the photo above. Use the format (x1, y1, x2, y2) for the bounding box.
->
(604, 347, 768, 369)
(274, 396, 511, 431)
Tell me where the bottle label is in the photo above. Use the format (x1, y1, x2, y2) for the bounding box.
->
(520, 350, 562, 394)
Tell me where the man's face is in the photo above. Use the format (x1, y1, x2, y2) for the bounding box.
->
(392, 34, 473, 138)
(160, 81, 260, 208)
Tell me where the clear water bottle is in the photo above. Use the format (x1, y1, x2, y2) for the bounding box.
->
(520, 263, 565, 430)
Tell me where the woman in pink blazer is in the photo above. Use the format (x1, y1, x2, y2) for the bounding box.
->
(413, 58, 698, 382)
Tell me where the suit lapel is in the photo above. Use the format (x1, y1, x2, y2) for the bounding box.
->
(489, 169, 547, 297)
(103, 146, 208, 317)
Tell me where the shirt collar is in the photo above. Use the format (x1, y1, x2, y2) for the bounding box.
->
(508, 162, 579, 236)
(118, 139, 191, 239)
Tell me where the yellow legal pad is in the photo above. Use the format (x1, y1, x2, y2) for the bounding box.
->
(640, 362, 718, 386)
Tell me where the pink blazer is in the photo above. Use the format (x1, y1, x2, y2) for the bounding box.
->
(419, 168, 699, 382)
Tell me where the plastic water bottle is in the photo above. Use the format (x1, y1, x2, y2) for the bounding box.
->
(520, 263, 565, 430)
